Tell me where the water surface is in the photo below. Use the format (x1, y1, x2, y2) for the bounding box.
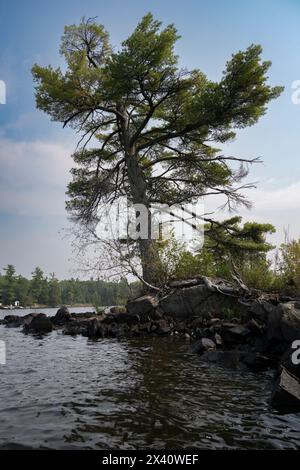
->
(0, 309, 299, 449)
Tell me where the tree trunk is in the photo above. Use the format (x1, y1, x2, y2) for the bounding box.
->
(125, 148, 162, 287)
(139, 237, 162, 288)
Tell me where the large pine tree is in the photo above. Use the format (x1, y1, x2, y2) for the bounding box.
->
(32, 13, 283, 285)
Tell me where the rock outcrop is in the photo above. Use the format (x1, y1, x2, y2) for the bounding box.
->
(52, 306, 71, 325)
(271, 345, 300, 413)
(23, 313, 53, 334)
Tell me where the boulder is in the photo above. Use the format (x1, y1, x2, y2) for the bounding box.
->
(159, 284, 243, 320)
(280, 302, 300, 343)
(52, 306, 71, 325)
(266, 302, 300, 345)
(22, 313, 40, 326)
(159, 285, 207, 319)
(4, 315, 23, 327)
(63, 318, 92, 336)
(242, 352, 277, 372)
(188, 337, 216, 354)
(4, 313, 40, 328)
(271, 346, 300, 414)
(103, 312, 140, 325)
(104, 305, 126, 315)
(126, 295, 158, 318)
(221, 324, 252, 345)
(246, 318, 265, 336)
(267, 306, 284, 343)
(87, 318, 104, 338)
(24, 313, 53, 334)
(139, 322, 152, 333)
(250, 299, 276, 324)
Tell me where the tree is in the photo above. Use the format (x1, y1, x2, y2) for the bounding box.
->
(172, 217, 276, 288)
(2, 265, 16, 305)
(48, 273, 62, 307)
(15, 275, 30, 306)
(203, 216, 275, 264)
(30, 267, 44, 303)
(39, 279, 50, 305)
(32, 13, 283, 286)
(276, 238, 300, 294)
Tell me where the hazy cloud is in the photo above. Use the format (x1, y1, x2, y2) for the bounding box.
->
(0, 138, 73, 216)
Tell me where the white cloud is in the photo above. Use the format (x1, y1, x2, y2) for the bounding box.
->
(204, 180, 300, 245)
(0, 138, 73, 216)
(253, 181, 300, 211)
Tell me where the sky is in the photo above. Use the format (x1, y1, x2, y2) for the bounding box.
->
(0, 0, 300, 278)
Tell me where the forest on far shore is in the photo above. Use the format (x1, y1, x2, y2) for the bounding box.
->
(0, 265, 140, 308)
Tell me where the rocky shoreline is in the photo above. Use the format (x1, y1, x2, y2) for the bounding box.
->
(1, 277, 300, 415)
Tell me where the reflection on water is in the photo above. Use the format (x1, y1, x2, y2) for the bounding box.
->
(0, 323, 299, 449)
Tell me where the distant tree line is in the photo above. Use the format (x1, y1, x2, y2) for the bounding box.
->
(0, 265, 140, 307)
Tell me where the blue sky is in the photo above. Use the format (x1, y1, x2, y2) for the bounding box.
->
(0, 0, 300, 278)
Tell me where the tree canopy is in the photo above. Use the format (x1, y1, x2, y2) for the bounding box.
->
(32, 13, 283, 285)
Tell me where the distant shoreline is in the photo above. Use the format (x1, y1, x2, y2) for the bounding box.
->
(0, 304, 95, 310)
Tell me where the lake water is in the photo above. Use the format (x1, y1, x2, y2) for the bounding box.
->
(0, 308, 299, 449)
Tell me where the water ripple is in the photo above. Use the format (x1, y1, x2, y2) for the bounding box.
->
(0, 321, 299, 449)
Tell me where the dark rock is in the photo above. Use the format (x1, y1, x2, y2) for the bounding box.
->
(4, 315, 23, 327)
(87, 318, 104, 337)
(3, 313, 40, 327)
(249, 336, 268, 354)
(271, 345, 300, 414)
(126, 295, 158, 318)
(271, 369, 300, 414)
(52, 306, 71, 325)
(266, 302, 300, 346)
(188, 337, 216, 354)
(139, 322, 151, 333)
(266, 305, 284, 343)
(190, 317, 206, 328)
(63, 318, 92, 336)
(22, 313, 40, 327)
(242, 352, 277, 372)
(103, 312, 140, 325)
(221, 324, 252, 345)
(24, 313, 53, 334)
(246, 318, 265, 336)
(280, 302, 300, 343)
(159, 284, 247, 320)
(250, 299, 275, 324)
(70, 311, 97, 319)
